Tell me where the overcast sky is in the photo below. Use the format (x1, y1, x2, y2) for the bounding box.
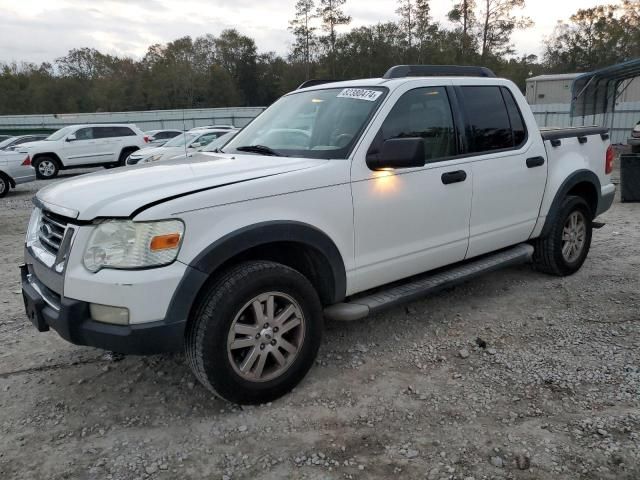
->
(0, 0, 613, 65)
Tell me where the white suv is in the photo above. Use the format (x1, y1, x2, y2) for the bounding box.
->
(19, 124, 147, 179)
(22, 66, 615, 404)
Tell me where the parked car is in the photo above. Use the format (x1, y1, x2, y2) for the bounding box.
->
(0, 152, 34, 197)
(0, 134, 48, 151)
(22, 65, 615, 405)
(126, 129, 231, 165)
(143, 129, 183, 147)
(189, 124, 235, 131)
(167, 130, 239, 161)
(18, 124, 147, 179)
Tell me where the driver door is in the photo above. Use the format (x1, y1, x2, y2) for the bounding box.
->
(349, 83, 473, 293)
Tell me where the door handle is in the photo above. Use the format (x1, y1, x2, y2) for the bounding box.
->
(441, 170, 467, 185)
(526, 156, 545, 168)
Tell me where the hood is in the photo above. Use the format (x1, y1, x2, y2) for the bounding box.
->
(17, 140, 50, 152)
(36, 154, 326, 220)
(129, 145, 187, 162)
(128, 146, 167, 158)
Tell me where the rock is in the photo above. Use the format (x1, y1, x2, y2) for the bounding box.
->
(406, 306, 417, 315)
(516, 453, 531, 470)
(459, 348, 470, 359)
(405, 449, 419, 459)
(475, 337, 487, 349)
(238, 425, 248, 432)
(491, 456, 504, 468)
(487, 348, 497, 355)
(145, 463, 158, 474)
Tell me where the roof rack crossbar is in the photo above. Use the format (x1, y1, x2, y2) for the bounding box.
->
(297, 79, 339, 89)
(383, 65, 496, 79)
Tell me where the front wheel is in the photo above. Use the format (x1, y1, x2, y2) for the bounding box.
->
(0, 175, 10, 198)
(533, 195, 593, 276)
(186, 261, 323, 404)
(34, 157, 59, 179)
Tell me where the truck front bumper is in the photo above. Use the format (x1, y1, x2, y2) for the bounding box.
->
(21, 264, 186, 354)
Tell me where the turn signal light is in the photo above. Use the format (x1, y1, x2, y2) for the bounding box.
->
(605, 145, 615, 175)
(150, 233, 181, 251)
(21, 156, 31, 166)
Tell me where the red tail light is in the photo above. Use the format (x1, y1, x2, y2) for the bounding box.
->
(143, 135, 150, 143)
(605, 145, 615, 175)
(21, 155, 31, 166)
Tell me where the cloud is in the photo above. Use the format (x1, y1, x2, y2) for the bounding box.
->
(0, 0, 615, 65)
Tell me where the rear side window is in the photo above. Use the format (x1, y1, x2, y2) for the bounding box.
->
(501, 87, 527, 147)
(459, 86, 512, 153)
(94, 126, 136, 138)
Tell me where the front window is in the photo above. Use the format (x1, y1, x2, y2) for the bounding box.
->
(164, 132, 198, 148)
(45, 126, 75, 141)
(223, 87, 387, 159)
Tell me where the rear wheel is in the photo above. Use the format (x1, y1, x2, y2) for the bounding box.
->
(118, 148, 137, 167)
(34, 157, 59, 179)
(186, 261, 323, 404)
(533, 195, 593, 276)
(0, 175, 10, 198)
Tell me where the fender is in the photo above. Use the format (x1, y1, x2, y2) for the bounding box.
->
(189, 221, 347, 303)
(540, 169, 601, 238)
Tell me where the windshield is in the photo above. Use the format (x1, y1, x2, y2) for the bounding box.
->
(0, 137, 17, 149)
(203, 131, 238, 151)
(223, 87, 387, 159)
(164, 132, 197, 147)
(46, 126, 75, 141)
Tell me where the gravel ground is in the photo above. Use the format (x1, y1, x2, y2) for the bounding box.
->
(1, 167, 639, 480)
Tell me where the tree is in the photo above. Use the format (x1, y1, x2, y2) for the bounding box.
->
(448, 0, 476, 60)
(544, 3, 640, 72)
(396, 0, 415, 53)
(477, 0, 532, 61)
(289, 0, 317, 79)
(316, 0, 351, 76)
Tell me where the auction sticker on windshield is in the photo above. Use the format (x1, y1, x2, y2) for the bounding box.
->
(337, 88, 383, 102)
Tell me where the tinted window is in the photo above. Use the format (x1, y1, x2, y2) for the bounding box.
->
(460, 86, 512, 153)
(501, 87, 527, 147)
(75, 128, 94, 140)
(94, 126, 135, 138)
(115, 127, 135, 137)
(376, 87, 456, 162)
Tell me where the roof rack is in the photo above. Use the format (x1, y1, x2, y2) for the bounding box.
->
(383, 65, 496, 79)
(297, 79, 339, 89)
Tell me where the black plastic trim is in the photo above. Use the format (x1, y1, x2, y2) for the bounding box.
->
(541, 127, 609, 141)
(21, 265, 185, 354)
(540, 170, 602, 237)
(550, 139, 562, 147)
(383, 65, 496, 79)
(189, 221, 347, 304)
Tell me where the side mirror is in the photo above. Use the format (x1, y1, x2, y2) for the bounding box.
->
(366, 137, 426, 170)
(190, 142, 201, 149)
(66, 134, 77, 142)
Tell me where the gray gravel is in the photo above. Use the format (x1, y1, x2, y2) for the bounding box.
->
(1, 167, 639, 479)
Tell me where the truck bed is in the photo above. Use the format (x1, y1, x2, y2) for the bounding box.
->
(540, 126, 609, 141)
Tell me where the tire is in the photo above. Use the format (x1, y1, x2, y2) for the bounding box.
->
(186, 261, 323, 404)
(34, 157, 59, 179)
(118, 149, 136, 167)
(533, 195, 593, 276)
(0, 175, 9, 198)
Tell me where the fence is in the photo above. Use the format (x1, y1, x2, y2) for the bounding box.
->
(0, 107, 266, 134)
(531, 102, 640, 145)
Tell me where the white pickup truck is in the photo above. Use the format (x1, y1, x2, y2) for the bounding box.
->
(22, 65, 615, 404)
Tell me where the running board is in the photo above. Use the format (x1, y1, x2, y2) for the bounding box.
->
(324, 243, 534, 321)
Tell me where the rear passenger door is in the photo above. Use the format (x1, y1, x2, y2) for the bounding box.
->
(457, 85, 547, 258)
(350, 84, 474, 293)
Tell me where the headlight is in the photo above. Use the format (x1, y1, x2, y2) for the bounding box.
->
(83, 219, 184, 272)
(141, 153, 164, 164)
(26, 208, 42, 246)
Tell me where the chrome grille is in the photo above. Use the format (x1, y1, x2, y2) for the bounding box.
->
(38, 210, 68, 256)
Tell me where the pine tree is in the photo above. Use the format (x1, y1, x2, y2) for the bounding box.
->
(316, 0, 351, 76)
(289, 0, 317, 79)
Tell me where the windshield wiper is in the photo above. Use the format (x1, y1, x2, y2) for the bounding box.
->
(235, 145, 286, 157)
